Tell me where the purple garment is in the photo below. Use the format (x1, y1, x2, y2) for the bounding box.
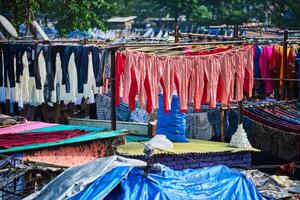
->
(259, 46, 274, 94)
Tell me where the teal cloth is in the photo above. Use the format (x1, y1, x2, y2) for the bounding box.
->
(125, 135, 150, 143)
(21, 125, 105, 133)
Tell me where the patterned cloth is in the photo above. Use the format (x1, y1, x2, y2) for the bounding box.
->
(95, 94, 131, 121)
(95, 94, 111, 120)
(186, 113, 213, 140)
(130, 108, 149, 123)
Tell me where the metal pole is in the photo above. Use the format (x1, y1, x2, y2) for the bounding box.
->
(110, 48, 117, 130)
(282, 30, 288, 100)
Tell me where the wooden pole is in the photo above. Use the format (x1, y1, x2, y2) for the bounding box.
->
(282, 30, 288, 100)
(110, 48, 117, 130)
(220, 108, 225, 142)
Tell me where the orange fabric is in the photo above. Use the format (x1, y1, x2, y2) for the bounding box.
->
(279, 47, 291, 94)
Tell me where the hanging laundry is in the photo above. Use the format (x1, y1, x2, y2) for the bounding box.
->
(0, 43, 108, 106)
(259, 45, 274, 94)
(117, 45, 254, 113)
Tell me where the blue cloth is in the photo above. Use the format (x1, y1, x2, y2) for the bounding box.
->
(35, 44, 55, 102)
(0, 155, 26, 200)
(62, 45, 86, 93)
(116, 103, 131, 121)
(280, 115, 300, 125)
(207, 109, 220, 136)
(156, 95, 188, 142)
(96, 94, 131, 121)
(254, 46, 265, 95)
(227, 109, 253, 137)
(104, 165, 264, 200)
(2, 44, 16, 87)
(208, 109, 252, 138)
(130, 108, 149, 123)
(70, 166, 133, 200)
(207, 109, 229, 137)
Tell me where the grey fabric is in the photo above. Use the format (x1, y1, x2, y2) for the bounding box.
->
(24, 156, 146, 200)
(241, 169, 293, 199)
(185, 113, 213, 140)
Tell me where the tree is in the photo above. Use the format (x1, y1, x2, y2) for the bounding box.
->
(0, 0, 111, 36)
(267, 0, 300, 29)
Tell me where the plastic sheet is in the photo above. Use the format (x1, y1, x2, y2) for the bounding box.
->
(25, 156, 264, 200)
(156, 95, 188, 142)
(105, 165, 264, 200)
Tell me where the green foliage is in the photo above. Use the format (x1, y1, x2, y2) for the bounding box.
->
(0, 0, 110, 36)
(1, 0, 300, 35)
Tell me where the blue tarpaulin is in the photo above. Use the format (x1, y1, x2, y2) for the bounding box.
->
(156, 95, 188, 142)
(94, 165, 264, 200)
(25, 156, 265, 200)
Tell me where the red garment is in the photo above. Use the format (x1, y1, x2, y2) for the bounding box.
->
(243, 45, 254, 97)
(115, 52, 126, 107)
(184, 46, 232, 56)
(0, 130, 88, 149)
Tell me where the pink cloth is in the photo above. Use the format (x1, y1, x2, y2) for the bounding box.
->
(193, 57, 205, 111)
(144, 54, 161, 113)
(128, 52, 145, 110)
(160, 56, 175, 112)
(174, 56, 193, 112)
(217, 53, 232, 106)
(259, 46, 274, 94)
(120, 46, 254, 112)
(0, 121, 58, 134)
(123, 50, 139, 104)
(205, 55, 222, 108)
(234, 50, 246, 101)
